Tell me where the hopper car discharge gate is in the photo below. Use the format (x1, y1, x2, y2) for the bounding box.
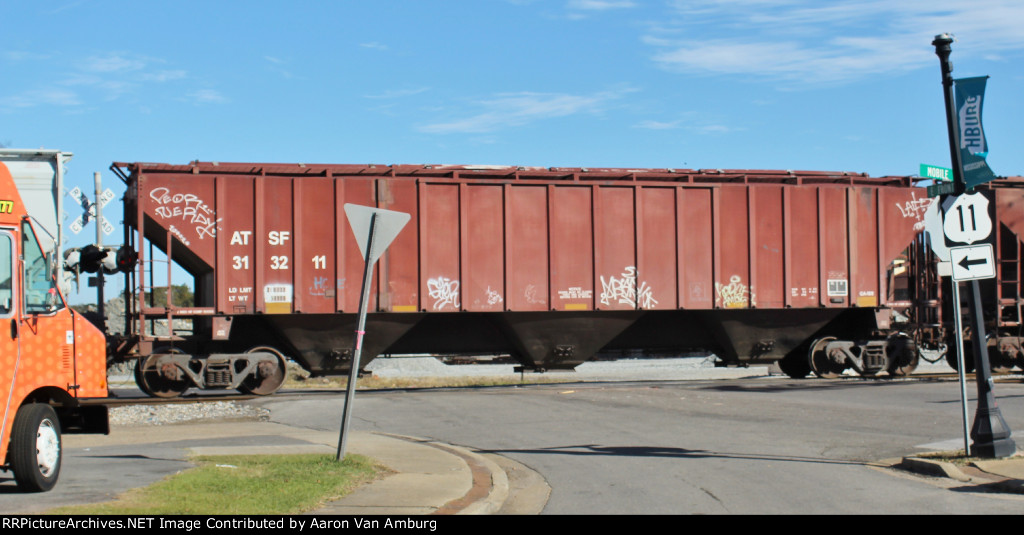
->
(100, 160, 974, 397)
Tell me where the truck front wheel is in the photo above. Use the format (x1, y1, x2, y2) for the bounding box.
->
(10, 403, 61, 492)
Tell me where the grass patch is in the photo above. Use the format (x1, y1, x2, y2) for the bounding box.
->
(48, 454, 381, 515)
(917, 450, 972, 466)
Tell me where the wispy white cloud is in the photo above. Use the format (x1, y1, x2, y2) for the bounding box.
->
(263, 56, 294, 79)
(565, 0, 636, 19)
(46, 1, 87, 15)
(185, 89, 228, 104)
(633, 119, 681, 130)
(4, 51, 51, 62)
(359, 42, 389, 51)
(1, 50, 199, 111)
(364, 87, 430, 99)
(568, 0, 636, 10)
(419, 88, 636, 134)
(0, 89, 81, 111)
(81, 54, 147, 73)
(633, 117, 742, 134)
(645, 0, 1024, 84)
(140, 70, 187, 82)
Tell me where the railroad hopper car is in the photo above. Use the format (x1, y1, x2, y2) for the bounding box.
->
(107, 161, 930, 396)
(904, 177, 1024, 375)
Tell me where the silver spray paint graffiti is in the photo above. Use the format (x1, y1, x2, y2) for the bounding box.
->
(599, 266, 658, 309)
(485, 286, 503, 306)
(428, 276, 460, 310)
(895, 192, 935, 232)
(149, 187, 222, 239)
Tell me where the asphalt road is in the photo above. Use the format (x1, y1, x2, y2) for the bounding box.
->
(4, 358, 1024, 514)
(257, 373, 1024, 514)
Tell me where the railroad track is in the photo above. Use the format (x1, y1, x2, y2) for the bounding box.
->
(826, 371, 1024, 382)
(81, 391, 260, 408)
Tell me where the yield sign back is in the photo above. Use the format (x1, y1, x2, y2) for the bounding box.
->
(343, 203, 411, 265)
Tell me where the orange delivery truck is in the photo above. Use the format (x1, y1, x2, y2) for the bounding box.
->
(0, 150, 108, 492)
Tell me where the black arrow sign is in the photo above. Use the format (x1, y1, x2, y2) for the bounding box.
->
(958, 255, 987, 270)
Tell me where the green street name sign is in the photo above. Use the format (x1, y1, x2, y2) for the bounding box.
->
(920, 163, 953, 182)
(927, 181, 956, 197)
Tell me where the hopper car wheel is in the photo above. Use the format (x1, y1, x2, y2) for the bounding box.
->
(808, 337, 845, 379)
(778, 350, 811, 378)
(9, 404, 61, 492)
(886, 334, 919, 377)
(238, 346, 288, 396)
(989, 336, 1015, 374)
(945, 343, 976, 373)
(135, 352, 190, 398)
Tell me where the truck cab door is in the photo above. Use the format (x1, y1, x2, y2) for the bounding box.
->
(0, 230, 21, 448)
(18, 219, 76, 394)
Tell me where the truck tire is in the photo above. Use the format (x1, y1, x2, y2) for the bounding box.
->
(9, 403, 61, 492)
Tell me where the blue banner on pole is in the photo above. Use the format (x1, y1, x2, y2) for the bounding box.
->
(953, 76, 997, 189)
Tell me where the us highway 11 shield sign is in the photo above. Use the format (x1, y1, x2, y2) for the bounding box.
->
(942, 192, 992, 246)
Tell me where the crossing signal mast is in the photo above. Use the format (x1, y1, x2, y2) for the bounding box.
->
(64, 172, 136, 328)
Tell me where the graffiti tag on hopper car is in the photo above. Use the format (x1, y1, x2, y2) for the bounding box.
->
(149, 187, 221, 239)
(895, 192, 936, 232)
(600, 266, 658, 309)
(428, 276, 460, 310)
(716, 275, 754, 308)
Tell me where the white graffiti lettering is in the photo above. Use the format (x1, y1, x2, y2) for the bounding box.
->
(716, 275, 755, 308)
(149, 186, 221, 239)
(895, 192, 935, 231)
(486, 286, 503, 306)
(428, 277, 460, 310)
(600, 266, 658, 309)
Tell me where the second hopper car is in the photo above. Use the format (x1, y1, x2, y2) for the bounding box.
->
(103, 161, 932, 396)
(902, 178, 1024, 375)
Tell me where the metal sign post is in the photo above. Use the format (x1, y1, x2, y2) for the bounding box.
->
(932, 34, 1015, 458)
(336, 204, 410, 462)
(948, 281, 971, 455)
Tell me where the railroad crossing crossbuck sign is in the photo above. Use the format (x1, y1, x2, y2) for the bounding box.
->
(942, 192, 995, 281)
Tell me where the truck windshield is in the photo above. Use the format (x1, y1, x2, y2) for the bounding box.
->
(21, 221, 63, 314)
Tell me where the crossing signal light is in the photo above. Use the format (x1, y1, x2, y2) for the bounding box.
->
(64, 245, 136, 275)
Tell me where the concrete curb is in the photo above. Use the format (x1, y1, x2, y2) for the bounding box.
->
(312, 433, 514, 515)
(895, 454, 1024, 495)
(897, 457, 973, 482)
(422, 441, 509, 515)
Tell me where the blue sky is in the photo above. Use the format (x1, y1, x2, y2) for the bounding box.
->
(2, 0, 1023, 302)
